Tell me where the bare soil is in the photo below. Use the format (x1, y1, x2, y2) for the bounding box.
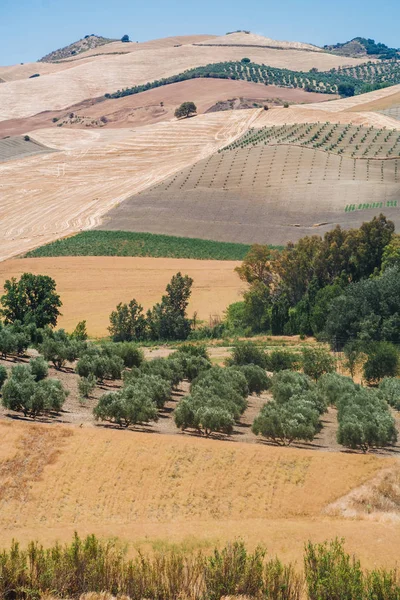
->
(0, 80, 334, 139)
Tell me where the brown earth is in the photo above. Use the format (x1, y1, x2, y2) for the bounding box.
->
(0, 256, 245, 336)
(99, 144, 400, 245)
(0, 417, 399, 569)
(0, 79, 334, 138)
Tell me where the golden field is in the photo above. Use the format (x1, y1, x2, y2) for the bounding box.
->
(0, 419, 399, 569)
(0, 256, 244, 336)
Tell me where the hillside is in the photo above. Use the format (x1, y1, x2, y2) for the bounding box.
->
(0, 36, 369, 121)
(325, 37, 400, 60)
(39, 34, 118, 62)
(195, 31, 323, 52)
(0, 419, 397, 568)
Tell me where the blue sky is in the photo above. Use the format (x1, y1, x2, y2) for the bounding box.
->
(0, 0, 399, 65)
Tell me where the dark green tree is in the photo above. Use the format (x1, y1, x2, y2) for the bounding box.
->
(174, 102, 197, 119)
(1, 273, 61, 328)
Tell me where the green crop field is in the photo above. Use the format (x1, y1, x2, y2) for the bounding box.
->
(24, 230, 265, 260)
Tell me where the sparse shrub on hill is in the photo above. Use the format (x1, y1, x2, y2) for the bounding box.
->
(174, 102, 197, 119)
(108, 273, 193, 342)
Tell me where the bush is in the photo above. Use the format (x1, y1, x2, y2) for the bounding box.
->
(121, 34, 130, 42)
(301, 346, 336, 381)
(0, 365, 7, 390)
(241, 57, 251, 63)
(178, 354, 211, 381)
(265, 349, 300, 372)
(94, 386, 158, 428)
(317, 372, 357, 406)
(0, 327, 17, 359)
(363, 342, 399, 384)
(177, 343, 209, 359)
(337, 387, 397, 452)
(1, 364, 68, 417)
(252, 398, 320, 445)
(235, 364, 271, 395)
(114, 342, 144, 368)
(271, 370, 314, 403)
(226, 341, 267, 368)
(379, 377, 400, 410)
(78, 374, 96, 399)
(29, 356, 48, 381)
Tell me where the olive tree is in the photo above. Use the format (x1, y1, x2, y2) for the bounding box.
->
(174, 102, 197, 119)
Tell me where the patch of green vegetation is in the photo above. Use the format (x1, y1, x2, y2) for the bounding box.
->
(104, 59, 400, 100)
(25, 230, 274, 260)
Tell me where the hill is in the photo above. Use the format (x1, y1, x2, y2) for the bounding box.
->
(0, 36, 369, 121)
(195, 31, 323, 52)
(325, 37, 400, 60)
(0, 418, 398, 568)
(39, 34, 118, 62)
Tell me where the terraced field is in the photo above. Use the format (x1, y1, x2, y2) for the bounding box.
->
(99, 141, 400, 245)
(0, 135, 56, 162)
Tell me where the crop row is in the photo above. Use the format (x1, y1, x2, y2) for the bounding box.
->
(223, 122, 400, 158)
(105, 59, 400, 100)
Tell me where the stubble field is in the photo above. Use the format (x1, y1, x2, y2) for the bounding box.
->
(0, 256, 244, 335)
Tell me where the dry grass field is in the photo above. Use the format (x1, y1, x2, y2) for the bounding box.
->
(0, 79, 332, 138)
(195, 31, 323, 52)
(0, 39, 369, 121)
(0, 110, 259, 261)
(0, 256, 244, 335)
(0, 418, 399, 568)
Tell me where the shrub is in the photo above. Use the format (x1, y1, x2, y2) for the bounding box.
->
(177, 343, 209, 359)
(1, 365, 68, 417)
(252, 398, 320, 445)
(114, 342, 144, 368)
(226, 341, 267, 368)
(71, 320, 88, 341)
(337, 388, 397, 452)
(0, 327, 17, 359)
(272, 370, 314, 403)
(265, 349, 300, 372)
(78, 374, 96, 399)
(235, 364, 271, 395)
(317, 372, 357, 406)
(121, 34, 130, 42)
(1, 365, 36, 416)
(29, 356, 48, 381)
(379, 377, 400, 410)
(363, 342, 399, 384)
(241, 57, 251, 63)
(94, 387, 158, 428)
(301, 346, 336, 381)
(178, 354, 211, 381)
(0, 365, 7, 390)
